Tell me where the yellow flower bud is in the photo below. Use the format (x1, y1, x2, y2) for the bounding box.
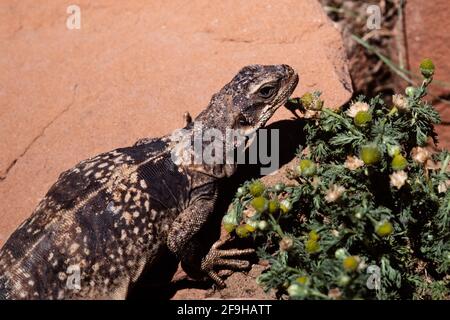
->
(268, 200, 280, 214)
(360, 144, 382, 165)
(251, 196, 268, 213)
(308, 230, 320, 241)
(249, 180, 265, 197)
(343, 256, 359, 272)
(420, 58, 435, 78)
(305, 239, 320, 254)
(354, 111, 372, 127)
(391, 154, 408, 170)
(376, 221, 394, 237)
(235, 225, 251, 238)
(297, 159, 316, 177)
(296, 276, 309, 285)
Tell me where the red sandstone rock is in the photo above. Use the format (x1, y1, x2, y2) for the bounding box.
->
(405, 0, 450, 149)
(0, 0, 352, 246)
(405, 0, 450, 98)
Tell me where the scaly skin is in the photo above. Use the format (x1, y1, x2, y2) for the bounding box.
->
(0, 64, 298, 299)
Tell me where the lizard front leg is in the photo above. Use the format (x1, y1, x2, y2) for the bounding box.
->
(167, 195, 254, 287)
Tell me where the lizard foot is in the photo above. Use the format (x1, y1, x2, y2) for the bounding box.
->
(201, 237, 255, 288)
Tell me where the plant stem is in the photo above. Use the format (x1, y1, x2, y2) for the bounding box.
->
(269, 215, 285, 237)
(309, 289, 330, 300)
(322, 108, 363, 137)
(440, 154, 450, 175)
(351, 34, 414, 83)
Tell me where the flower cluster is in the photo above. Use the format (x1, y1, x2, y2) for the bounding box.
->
(224, 59, 450, 299)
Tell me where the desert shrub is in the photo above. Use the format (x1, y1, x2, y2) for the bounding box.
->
(223, 59, 449, 299)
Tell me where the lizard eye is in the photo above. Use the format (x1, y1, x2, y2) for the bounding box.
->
(258, 83, 278, 99)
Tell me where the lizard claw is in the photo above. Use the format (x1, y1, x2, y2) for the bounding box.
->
(207, 271, 226, 288)
(201, 238, 255, 287)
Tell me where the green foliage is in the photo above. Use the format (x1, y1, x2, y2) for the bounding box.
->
(225, 62, 450, 299)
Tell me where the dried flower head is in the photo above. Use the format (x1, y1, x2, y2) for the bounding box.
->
(328, 288, 342, 300)
(438, 181, 450, 194)
(303, 109, 321, 119)
(311, 176, 321, 189)
(392, 94, 409, 111)
(279, 236, 294, 252)
(325, 184, 346, 203)
(346, 101, 369, 118)
(411, 147, 431, 164)
(390, 170, 408, 189)
(344, 155, 364, 170)
(331, 229, 340, 237)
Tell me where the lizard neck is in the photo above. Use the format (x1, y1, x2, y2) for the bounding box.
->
(169, 119, 239, 179)
(167, 91, 243, 179)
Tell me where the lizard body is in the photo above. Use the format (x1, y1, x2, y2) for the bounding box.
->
(0, 64, 298, 299)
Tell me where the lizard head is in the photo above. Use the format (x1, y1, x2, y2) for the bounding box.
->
(196, 64, 298, 135)
(225, 64, 299, 134)
(181, 65, 298, 178)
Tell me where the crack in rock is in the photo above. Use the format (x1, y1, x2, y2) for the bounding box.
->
(0, 84, 79, 182)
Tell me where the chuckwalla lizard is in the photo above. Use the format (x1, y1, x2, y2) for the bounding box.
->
(0, 64, 298, 299)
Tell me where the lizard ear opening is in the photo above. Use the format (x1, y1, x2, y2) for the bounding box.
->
(233, 114, 255, 136)
(236, 114, 250, 127)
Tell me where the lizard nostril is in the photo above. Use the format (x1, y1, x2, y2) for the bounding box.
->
(282, 64, 294, 76)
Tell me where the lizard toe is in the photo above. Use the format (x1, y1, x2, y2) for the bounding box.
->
(208, 271, 226, 288)
(216, 258, 250, 269)
(219, 248, 255, 257)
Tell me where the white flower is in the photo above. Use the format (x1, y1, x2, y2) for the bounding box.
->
(392, 94, 409, 111)
(438, 181, 450, 193)
(328, 288, 342, 299)
(390, 170, 408, 189)
(325, 184, 346, 203)
(331, 229, 340, 237)
(303, 109, 321, 119)
(411, 147, 430, 164)
(344, 155, 364, 170)
(346, 101, 369, 118)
